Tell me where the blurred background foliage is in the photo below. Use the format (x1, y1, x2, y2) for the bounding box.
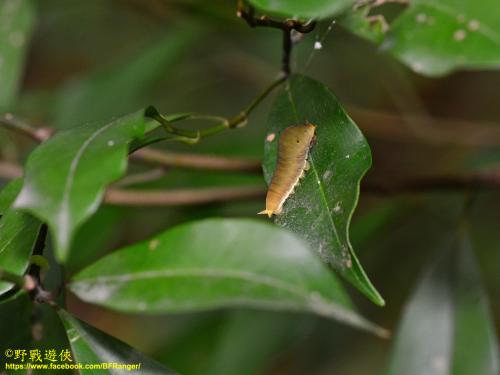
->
(1, 0, 499, 374)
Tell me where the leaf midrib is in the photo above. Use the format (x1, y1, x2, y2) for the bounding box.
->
(74, 267, 310, 298)
(284, 84, 343, 251)
(56, 122, 117, 236)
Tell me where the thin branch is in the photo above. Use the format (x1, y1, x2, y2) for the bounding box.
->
(236, 0, 316, 76)
(282, 28, 292, 76)
(147, 76, 286, 143)
(236, 0, 316, 33)
(0, 113, 52, 143)
(0, 161, 23, 179)
(0, 268, 35, 290)
(26, 225, 57, 307)
(113, 167, 166, 187)
(104, 186, 266, 206)
(348, 106, 500, 146)
(2, 159, 500, 207)
(131, 148, 262, 173)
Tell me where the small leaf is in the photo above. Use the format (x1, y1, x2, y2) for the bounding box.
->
(386, 228, 499, 375)
(69, 218, 387, 337)
(248, 0, 355, 20)
(262, 74, 384, 306)
(58, 309, 176, 374)
(0, 0, 35, 112)
(383, 0, 500, 76)
(0, 179, 41, 296)
(14, 108, 157, 262)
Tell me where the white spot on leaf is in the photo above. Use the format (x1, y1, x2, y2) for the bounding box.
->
(149, 239, 160, 250)
(314, 41, 322, 50)
(453, 29, 467, 41)
(411, 62, 423, 72)
(468, 19, 480, 31)
(416, 13, 427, 23)
(431, 355, 447, 371)
(266, 133, 276, 142)
(322, 170, 332, 182)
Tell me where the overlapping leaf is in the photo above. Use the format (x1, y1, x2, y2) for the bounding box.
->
(14, 109, 157, 262)
(69, 218, 387, 337)
(58, 309, 176, 374)
(262, 74, 384, 305)
(387, 229, 499, 375)
(383, 0, 500, 76)
(0, 179, 41, 296)
(341, 0, 500, 76)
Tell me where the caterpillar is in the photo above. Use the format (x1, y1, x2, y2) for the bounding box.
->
(259, 123, 316, 218)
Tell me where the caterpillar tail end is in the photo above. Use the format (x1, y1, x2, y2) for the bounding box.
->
(258, 209, 274, 218)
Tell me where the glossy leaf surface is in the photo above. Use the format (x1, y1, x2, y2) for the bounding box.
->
(15, 109, 155, 261)
(70, 218, 386, 336)
(0, 179, 41, 295)
(387, 230, 499, 375)
(59, 309, 176, 374)
(262, 75, 383, 305)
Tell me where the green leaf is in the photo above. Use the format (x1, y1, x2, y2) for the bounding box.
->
(262, 74, 384, 306)
(248, 0, 355, 20)
(58, 309, 176, 374)
(14, 109, 156, 262)
(382, 0, 500, 76)
(54, 27, 199, 128)
(0, 179, 41, 295)
(386, 228, 499, 375)
(0, 0, 35, 112)
(69, 218, 387, 337)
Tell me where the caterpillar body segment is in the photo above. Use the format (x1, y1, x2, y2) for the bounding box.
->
(259, 123, 316, 218)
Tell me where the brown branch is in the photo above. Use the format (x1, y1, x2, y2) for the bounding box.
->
(2, 160, 500, 200)
(237, 0, 316, 76)
(0, 161, 23, 179)
(104, 186, 265, 206)
(0, 113, 52, 143)
(349, 107, 500, 146)
(0, 268, 35, 291)
(131, 148, 262, 173)
(237, 1, 316, 33)
(113, 167, 166, 187)
(3, 104, 499, 149)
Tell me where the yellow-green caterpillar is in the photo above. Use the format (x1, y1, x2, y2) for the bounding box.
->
(259, 123, 316, 218)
